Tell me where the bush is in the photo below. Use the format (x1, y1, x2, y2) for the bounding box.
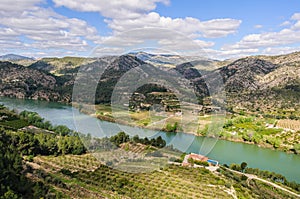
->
(164, 122, 178, 132)
(27, 155, 34, 162)
(110, 132, 130, 146)
(241, 175, 248, 181)
(194, 160, 209, 167)
(225, 183, 231, 188)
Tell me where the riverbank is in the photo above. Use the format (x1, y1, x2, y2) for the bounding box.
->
(1, 96, 298, 155)
(1, 97, 300, 183)
(72, 102, 300, 156)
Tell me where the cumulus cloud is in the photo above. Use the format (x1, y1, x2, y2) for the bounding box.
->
(222, 13, 300, 57)
(291, 13, 300, 21)
(203, 48, 259, 60)
(0, 0, 43, 13)
(280, 21, 291, 27)
(53, 0, 241, 39)
(0, 1, 103, 55)
(0, 0, 243, 58)
(53, 0, 170, 19)
(223, 28, 300, 50)
(106, 14, 241, 38)
(93, 27, 215, 57)
(52, 0, 241, 57)
(262, 46, 300, 55)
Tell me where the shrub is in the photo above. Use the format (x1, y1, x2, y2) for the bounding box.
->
(225, 183, 231, 188)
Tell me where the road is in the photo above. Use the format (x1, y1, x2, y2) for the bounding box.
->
(223, 167, 300, 198)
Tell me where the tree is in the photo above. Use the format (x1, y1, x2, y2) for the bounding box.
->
(164, 122, 178, 132)
(230, 163, 241, 171)
(241, 162, 247, 172)
(0, 129, 54, 198)
(252, 133, 262, 144)
(241, 175, 248, 181)
(54, 125, 71, 136)
(132, 135, 140, 143)
(187, 158, 194, 166)
(155, 136, 166, 148)
(293, 144, 300, 154)
(110, 132, 130, 146)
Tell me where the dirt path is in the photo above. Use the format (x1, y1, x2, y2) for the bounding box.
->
(223, 167, 300, 198)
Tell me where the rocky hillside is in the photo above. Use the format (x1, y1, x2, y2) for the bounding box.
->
(173, 53, 300, 114)
(0, 52, 299, 115)
(29, 56, 95, 75)
(219, 58, 279, 92)
(0, 61, 71, 102)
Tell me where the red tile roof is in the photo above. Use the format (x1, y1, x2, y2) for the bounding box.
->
(188, 153, 208, 162)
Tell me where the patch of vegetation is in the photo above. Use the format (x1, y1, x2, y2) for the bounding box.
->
(228, 162, 300, 193)
(0, 128, 60, 198)
(220, 114, 300, 153)
(110, 131, 166, 148)
(164, 122, 178, 132)
(0, 106, 86, 156)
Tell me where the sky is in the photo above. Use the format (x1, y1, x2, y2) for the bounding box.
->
(1, 0, 300, 59)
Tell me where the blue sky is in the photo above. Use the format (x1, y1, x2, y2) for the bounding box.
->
(1, 0, 300, 59)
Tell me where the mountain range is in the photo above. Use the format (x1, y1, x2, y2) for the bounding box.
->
(0, 52, 299, 115)
(0, 54, 34, 61)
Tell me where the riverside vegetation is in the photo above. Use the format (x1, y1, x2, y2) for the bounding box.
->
(1, 105, 300, 198)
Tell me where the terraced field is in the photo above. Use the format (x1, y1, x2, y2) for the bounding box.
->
(277, 119, 300, 131)
(24, 153, 299, 198)
(27, 154, 234, 198)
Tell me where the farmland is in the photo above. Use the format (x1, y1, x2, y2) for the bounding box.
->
(1, 104, 300, 198)
(92, 103, 300, 154)
(277, 119, 300, 131)
(25, 153, 299, 199)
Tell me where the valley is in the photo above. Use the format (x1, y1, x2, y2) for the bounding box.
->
(0, 51, 299, 198)
(0, 52, 299, 154)
(0, 104, 299, 198)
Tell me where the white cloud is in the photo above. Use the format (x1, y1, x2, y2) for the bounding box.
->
(94, 27, 215, 57)
(254, 24, 263, 29)
(203, 48, 259, 60)
(280, 21, 291, 27)
(262, 46, 300, 55)
(0, 2, 103, 54)
(0, 0, 43, 12)
(105, 13, 241, 39)
(0, 0, 242, 58)
(54, 0, 241, 40)
(291, 21, 300, 30)
(291, 13, 300, 20)
(0, 27, 19, 40)
(98, 13, 240, 56)
(53, 0, 170, 19)
(216, 12, 300, 59)
(91, 47, 126, 57)
(224, 28, 300, 50)
(53, 0, 241, 57)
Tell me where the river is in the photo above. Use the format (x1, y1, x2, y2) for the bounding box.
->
(0, 97, 299, 183)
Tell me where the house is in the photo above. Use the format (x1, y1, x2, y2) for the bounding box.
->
(182, 153, 209, 166)
(189, 153, 209, 162)
(182, 153, 219, 167)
